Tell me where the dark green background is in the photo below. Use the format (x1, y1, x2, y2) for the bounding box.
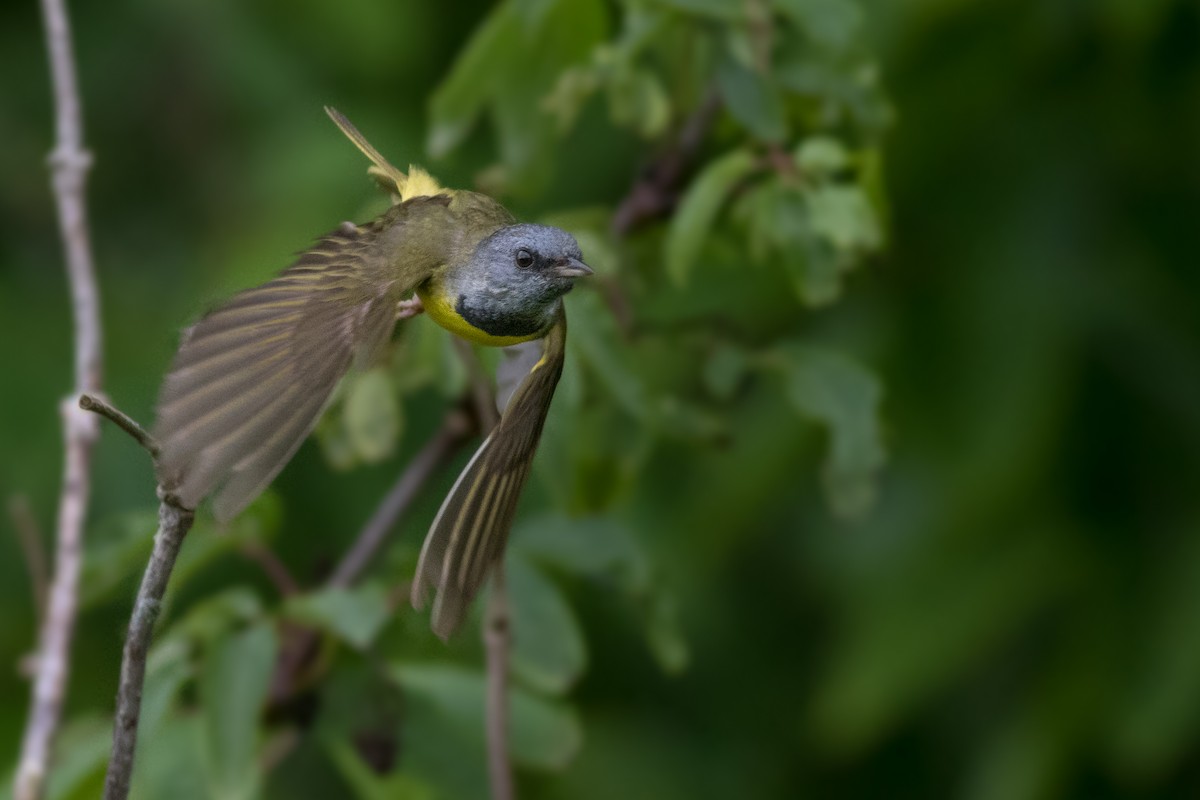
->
(3, 0, 1200, 797)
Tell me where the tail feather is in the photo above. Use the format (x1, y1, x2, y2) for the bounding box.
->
(411, 314, 568, 639)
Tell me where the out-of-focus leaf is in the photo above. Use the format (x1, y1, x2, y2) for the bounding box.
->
(129, 715, 209, 800)
(773, 0, 861, 51)
(41, 716, 110, 800)
(138, 639, 194, 753)
(315, 408, 358, 471)
(715, 56, 788, 142)
(343, 368, 401, 464)
(781, 245, 844, 308)
(80, 508, 159, 608)
(703, 342, 750, 401)
(426, 2, 520, 158)
(283, 583, 391, 650)
(507, 553, 587, 694)
(159, 586, 263, 650)
(795, 136, 850, 177)
(649, 0, 742, 20)
(200, 622, 278, 800)
(805, 183, 882, 254)
(390, 664, 583, 770)
(608, 66, 671, 138)
(665, 148, 757, 285)
(568, 290, 648, 418)
(778, 344, 884, 518)
(321, 738, 436, 800)
(644, 590, 690, 674)
(512, 514, 650, 593)
(1108, 529, 1200, 778)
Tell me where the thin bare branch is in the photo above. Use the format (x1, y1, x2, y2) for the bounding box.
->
(102, 491, 194, 800)
(79, 394, 158, 456)
(485, 564, 514, 800)
(9, 496, 49, 626)
(329, 408, 473, 588)
(15, 0, 103, 794)
(611, 88, 721, 237)
(240, 542, 300, 597)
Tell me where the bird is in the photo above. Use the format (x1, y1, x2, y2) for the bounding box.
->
(152, 107, 592, 638)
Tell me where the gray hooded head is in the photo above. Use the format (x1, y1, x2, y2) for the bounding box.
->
(452, 223, 592, 339)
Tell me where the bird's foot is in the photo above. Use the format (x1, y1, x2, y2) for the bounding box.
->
(396, 294, 425, 321)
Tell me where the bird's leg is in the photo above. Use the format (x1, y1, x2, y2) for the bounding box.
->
(395, 294, 425, 321)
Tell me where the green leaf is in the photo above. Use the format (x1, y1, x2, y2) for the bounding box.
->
(644, 590, 690, 674)
(426, 2, 520, 157)
(567, 290, 648, 418)
(795, 136, 850, 177)
(321, 738, 436, 800)
(159, 586, 263, 650)
(781, 246, 844, 308)
(649, 0, 743, 20)
(608, 66, 671, 138)
(703, 342, 749, 401)
(129, 715, 209, 800)
(200, 622, 278, 800)
(42, 716, 111, 800)
(507, 554, 587, 695)
(715, 56, 788, 142)
(284, 583, 392, 650)
(512, 514, 650, 593)
(665, 148, 757, 285)
(805, 183, 882, 254)
(773, 0, 862, 51)
(391, 664, 583, 770)
(343, 368, 401, 464)
(778, 344, 885, 518)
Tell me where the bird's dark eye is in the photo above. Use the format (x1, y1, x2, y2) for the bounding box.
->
(515, 249, 535, 269)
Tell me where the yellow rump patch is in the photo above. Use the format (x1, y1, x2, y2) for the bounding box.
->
(401, 165, 445, 202)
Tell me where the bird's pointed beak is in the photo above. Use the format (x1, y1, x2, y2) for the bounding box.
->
(553, 258, 594, 279)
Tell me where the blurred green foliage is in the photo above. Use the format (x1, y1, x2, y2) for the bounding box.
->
(2, 0, 1200, 797)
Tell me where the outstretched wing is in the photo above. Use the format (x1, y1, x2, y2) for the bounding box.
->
(154, 222, 409, 521)
(412, 311, 568, 639)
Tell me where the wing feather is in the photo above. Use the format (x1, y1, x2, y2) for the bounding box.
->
(155, 222, 415, 520)
(411, 312, 568, 639)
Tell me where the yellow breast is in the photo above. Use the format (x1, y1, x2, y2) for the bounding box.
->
(417, 281, 545, 348)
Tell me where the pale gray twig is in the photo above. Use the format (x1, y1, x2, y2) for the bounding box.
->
(14, 0, 103, 794)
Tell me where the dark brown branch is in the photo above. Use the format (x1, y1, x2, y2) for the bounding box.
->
(485, 564, 514, 800)
(15, 0, 103, 794)
(611, 89, 721, 237)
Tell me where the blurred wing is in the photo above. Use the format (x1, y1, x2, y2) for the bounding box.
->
(154, 223, 409, 521)
(412, 312, 568, 639)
